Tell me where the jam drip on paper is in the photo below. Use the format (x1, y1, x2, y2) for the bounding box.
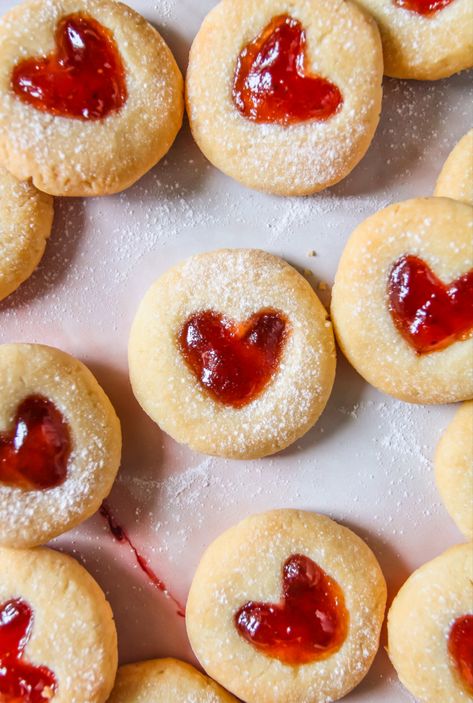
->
(0, 395, 70, 490)
(448, 615, 473, 694)
(235, 554, 348, 665)
(233, 15, 343, 126)
(0, 598, 57, 702)
(393, 0, 454, 16)
(388, 255, 473, 354)
(179, 309, 287, 407)
(12, 14, 127, 120)
(100, 502, 185, 617)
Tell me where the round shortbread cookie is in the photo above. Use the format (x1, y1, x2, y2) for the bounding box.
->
(129, 249, 336, 459)
(388, 543, 473, 702)
(354, 0, 473, 80)
(0, 0, 184, 196)
(331, 197, 473, 404)
(435, 402, 473, 540)
(107, 659, 237, 703)
(0, 343, 122, 547)
(0, 546, 118, 703)
(0, 165, 53, 301)
(186, 510, 387, 703)
(186, 0, 383, 196)
(435, 130, 473, 207)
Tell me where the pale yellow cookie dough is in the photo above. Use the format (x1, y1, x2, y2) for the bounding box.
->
(107, 659, 237, 703)
(435, 402, 473, 539)
(0, 343, 122, 547)
(129, 249, 336, 459)
(331, 197, 473, 404)
(0, 165, 53, 301)
(388, 543, 473, 703)
(435, 130, 473, 206)
(186, 509, 387, 703)
(0, 546, 118, 703)
(0, 0, 184, 196)
(186, 0, 383, 195)
(354, 0, 473, 79)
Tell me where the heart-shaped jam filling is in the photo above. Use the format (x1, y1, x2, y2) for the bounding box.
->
(0, 395, 71, 490)
(393, 0, 454, 15)
(234, 554, 348, 665)
(448, 615, 473, 694)
(233, 15, 343, 126)
(11, 13, 127, 120)
(388, 255, 473, 354)
(178, 309, 287, 407)
(0, 598, 57, 702)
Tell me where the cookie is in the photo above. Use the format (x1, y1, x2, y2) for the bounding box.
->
(0, 0, 184, 196)
(0, 343, 122, 547)
(186, 0, 383, 195)
(388, 543, 473, 702)
(0, 165, 53, 301)
(331, 197, 473, 404)
(0, 546, 117, 703)
(129, 249, 336, 459)
(435, 130, 473, 206)
(354, 0, 473, 79)
(435, 402, 473, 540)
(107, 658, 237, 703)
(186, 509, 387, 703)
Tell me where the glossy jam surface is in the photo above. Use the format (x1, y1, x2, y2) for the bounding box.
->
(0, 395, 71, 490)
(178, 309, 287, 407)
(235, 554, 348, 665)
(388, 255, 473, 354)
(233, 15, 343, 126)
(448, 615, 473, 694)
(12, 14, 127, 120)
(0, 599, 57, 702)
(393, 0, 454, 15)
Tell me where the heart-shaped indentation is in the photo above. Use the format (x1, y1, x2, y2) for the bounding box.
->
(388, 255, 473, 354)
(0, 599, 57, 702)
(448, 615, 473, 694)
(233, 15, 343, 126)
(178, 309, 287, 407)
(11, 13, 127, 120)
(0, 395, 71, 490)
(234, 554, 348, 665)
(393, 0, 454, 16)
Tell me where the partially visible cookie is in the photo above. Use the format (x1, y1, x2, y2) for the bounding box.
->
(435, 402, 473, 540)
(0, 546, 118, 703)
(388, 543, 473, 702)
(107, 659, 237, 703)
(0, 343, 122, 547)
(0, 0, 184, 196)
(0, 165, 53, 301)
(435, 130, 473, 206)
(331, 197, 473, 404)
(186, 509, 387, 703)
(354, 0, 473, 79)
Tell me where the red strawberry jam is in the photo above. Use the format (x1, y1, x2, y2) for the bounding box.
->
(12, 14, 127, 120)
(448, 615, 473, 694)
(393, 0, 455, 16)
(235, 554, 348, 665)
(233, 15, 343, 126)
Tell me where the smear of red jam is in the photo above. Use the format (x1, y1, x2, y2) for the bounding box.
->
(11, 13, 127, 120)
(233, 15, 343, 126)
(100, 503, 185, 617)
(393, 0, 454, 16)
(179, 309, 287, 408)
(0, 396, 71, 491)
(388, 255, 473, 354)
(235, 554, 348, 665)
(448, 615, 473, 694)
(0, 598, 57, 702)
